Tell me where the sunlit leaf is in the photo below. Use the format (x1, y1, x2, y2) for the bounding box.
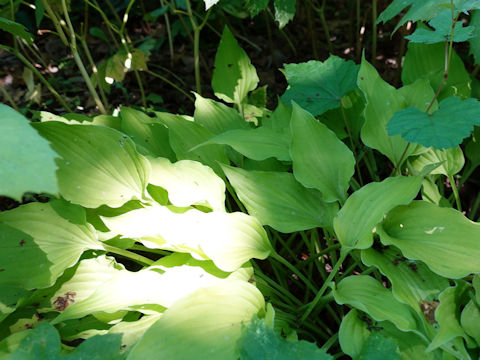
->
(333, 175, 422, 250)
(148, 157, 226, 211)
(290, 103, 355, 203)
(223, 165, 338, 233)
(0, 203, 101, 289)
(281, 56, 359, 116)
(378, 201, 480, 278)
(34, 122, 150, 208)
(127, 281, 264, 360)
(409, 147, 464, 177)
(273, 0, 296, 28)
(0, 104, 58, 200)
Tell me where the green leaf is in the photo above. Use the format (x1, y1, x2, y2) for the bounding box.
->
(50, 199, 87, 225)
(148, 157, 226, 211)
(6, 322, 123, 360)
(212, 27, 259, 105)
(338, 310, 371, 359)
(281, 56, 359, 116)
(361, 247, 449, 316)
(156, 112, 228, 174)
(246, 0, 269, 17)
(238, 317, 332, 360)
(0, 16, 34, 44)
(105, 51, 127, 83)
(358, 333, 402, 360)
(119, 107, 175, 160)
(290, 103, 355, 203)
(127, 281, 264, 360)
(427, 283, 472, 356)
(409, 147, 464, 177)
(333, 175, 422, 251)
(465, 126, 480, 167)
(0, 104, 58, 200)
(193, 94, 249, 135)
(197, 127, 291, 161)
(469, 10, 480, 64)
(34, 122, 150, 208)
(378, 201, 480, 278)
(406, 10, 474, 44)
(273, 0, 296, 28)
(0, 285, 30, 323)
(461, 300, 480, 345)
(387, 97, 480, 149)
(402, 42, 471, 101)
(222, 165, 338, 233)
(332, 275, 422, 333)
(203, 0, 219, 10)
(0, 203, 101, 289)
(357, 57, 418, 166)
(102, 205, 271, 272)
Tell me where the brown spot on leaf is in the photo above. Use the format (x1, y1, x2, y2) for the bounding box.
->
(421, 300, 439, 324)
(53, 291, 76, 311)
(19, 239, 26, 247)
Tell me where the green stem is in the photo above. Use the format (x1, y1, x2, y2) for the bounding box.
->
(271, 252, 318, 293)
(40, 0, 69, 46)
(160, 0, 174, 67)
(134, 69, 147, 108)
(301, 250, 348, 323)
(0, 85, 19, 111)
(448, 174, 462, 211)
(103, 244, 154, 266)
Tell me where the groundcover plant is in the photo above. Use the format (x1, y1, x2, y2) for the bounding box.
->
(2, 0, 480, 359)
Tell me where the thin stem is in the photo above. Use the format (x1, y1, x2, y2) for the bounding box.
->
(134, 69, 147, 108)
(301, 250, 348, 323)
(160, 0, 174, 67)
(40, 0, 69, 46)
(61, 0, 107, 114)
(448, 174, 462, 211)
(103, 244, 154, 266)
(0, 85, 19, 110)
(393, 143, 411, 175)
(271, 252, 318, 293)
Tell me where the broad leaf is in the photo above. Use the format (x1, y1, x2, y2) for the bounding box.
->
(102, 205, 271, 272)
(0, 285, 30, 323)
(409, 147, 464, 177)
(332, 275, 422, 333)
(469, 10, 480, 64)
(387, 96, 480, 149)
(406, 10, 474, 44)
(203, 0, 219, 9)
(34, 122, 150, 208)
(196, 127, 291, 161)
(238, 317, 332, 360)
(358, 333, 402, 360)
(461, 300, 480, 345)
(148, 157, 226, 211)
(0, 17, 34, 44)
(333, 175, 422, 250)
(281, 56, 359, 116)
(273, 0, 296, 28)
(378, 201, 480, 278)
(212, 27, 259, 105)
(155, 112, 228, 174)
(0, 203, 101, 289)
(222, 165, 338, 233)
(127, 281, 264, 360)
(193, 94, 249, 135)
(361, 247, 449, 315)
(290, 103, 355, 203)
(0, 104, 58, 200)
(338, 310, 370, 359)
(402, 42, 471, 101)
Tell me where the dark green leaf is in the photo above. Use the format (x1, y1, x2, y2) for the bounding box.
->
(0, 16, 34, 44)
(358, 333, 402, 360)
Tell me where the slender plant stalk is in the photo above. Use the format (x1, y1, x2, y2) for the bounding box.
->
(103, 244, 154, 266)
(372, 0, 377, 66)
(160, 0, 175, 66)
(271, 252, 318, 293)
(448, 174, 462, 211)
(61, 0, 107, 114)
(40, 0, 69, 46)
(0, 85, 19, 110)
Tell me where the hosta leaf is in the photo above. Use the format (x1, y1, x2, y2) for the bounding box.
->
(212, 27, 259, 105)
(196, 127, 291, 161)
(461, 300, 480, 345)
(51, 257, 229, 323)
(6, 322, 122, 360)
(361, 247, 449, 315)
(148, 157, 226, 212)
(409, 147, 464, 177)
(281, 56, 359, 116)
(469, 10, 480, 65)
(358, 57, 417, 166)
(0, 203, 101, 289)
(427, 283, 472, 356)
(34, 122, 150, 208)
(102, 205, 271, 272)
(155, 112, 228, 174)
(387, 97, 480, 149)
(378, 201, 480, 278)
(333, 175, 422, 251)
(0, 104, 58, 200)
(222, 165, 338, 233)
(0, 17, 34, 44)
(332, 275, 422, 333)
(127, 281, 264, 360)
(238, 317, 332, 360)
(193, 94, 249, 135)
(273, 0, 296, 28)
(358, 333, 402, 360)
(290, 103, 355, 203)
(119, 107, 175, 160)
(263, 100, 292, 133)
(406, 10, 474, 44)
(338, 310, 370, 359)
(402, 42, 470, 100)
(0, 285, 30, 323)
